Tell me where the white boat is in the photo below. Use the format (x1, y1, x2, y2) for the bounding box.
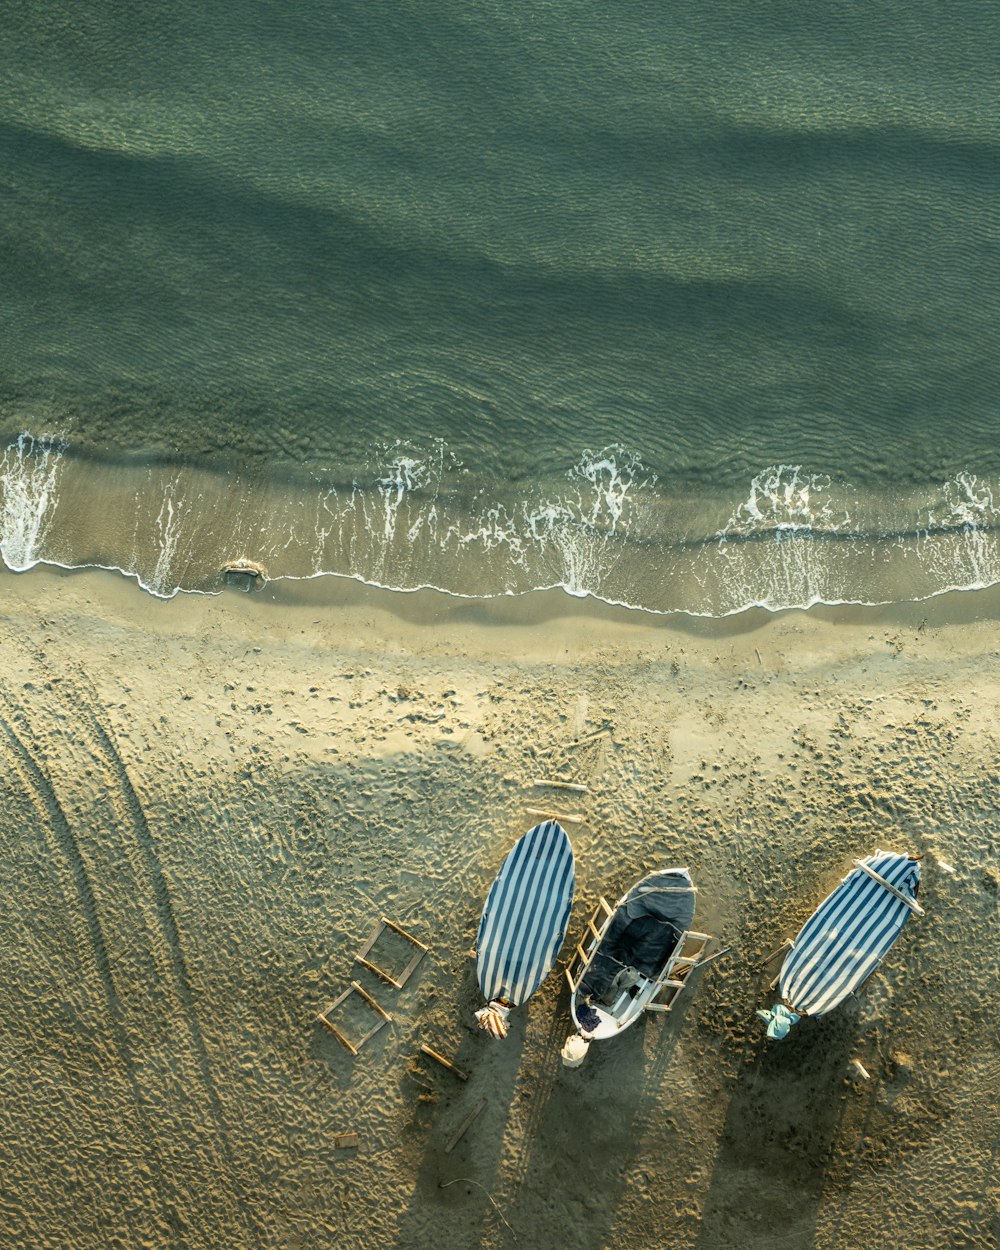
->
(561, 867, 713, 1066)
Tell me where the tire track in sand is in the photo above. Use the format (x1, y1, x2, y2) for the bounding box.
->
(0, 697, 187, 1250)
(56, 670, 264, 1247)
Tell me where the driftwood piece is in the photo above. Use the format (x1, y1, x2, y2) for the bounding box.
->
(420, 1044, 468, 1081)
(445, 1099, 488, 1153)
(524, 807, 586, 825)
(222, 558, 268, 589)
(763, 938, 793, 966)
(530, 779, 588, 793)
(333, 1132, 360, 1149)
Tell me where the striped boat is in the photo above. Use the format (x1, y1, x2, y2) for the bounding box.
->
(759, 850, 922, 1038)
(476, 821, 575, 1010)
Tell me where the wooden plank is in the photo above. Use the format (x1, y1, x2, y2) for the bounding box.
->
(357, 956, 404, 989)
(689, 945, 732, 971)
(333, 1132, 360, 1149)
(317, 981, 392, 1054)
(444, 1099, 488, 1154)
(355, 919, 385, 964)
(317, 1013, 359, 1055)
(763, 938, 793, 966)
(524, 807, 586, 824)
(384, 917, 430, 953)
(420, 1044, 468, 1081)
(317, 985, 361, 1055)
(355, 918, 429, 988)
(351, 980, 393, 1021)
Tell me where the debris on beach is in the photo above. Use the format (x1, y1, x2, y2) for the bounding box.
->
(354, 917, 429, 989)
(316, 981, 393, 1054)
(221, 558, 268, 589)
(444, 1098, 488, 1154)
(529, 778, 588, 793)
(419, 1043, 468, 1081)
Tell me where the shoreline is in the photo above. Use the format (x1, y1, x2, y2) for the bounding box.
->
(10, 555, 1000, 634)
(0, 563, 996, 1249)
(6, 431, 1000, 611)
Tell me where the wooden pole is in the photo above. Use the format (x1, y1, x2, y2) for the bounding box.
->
(524, 807, 586, 824)
(420, 1044, 468, 1081)
(445, 1099, 488, 1153)
(853, 860, 926, 916)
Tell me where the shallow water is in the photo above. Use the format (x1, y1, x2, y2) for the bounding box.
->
(2, 2, 998, 612)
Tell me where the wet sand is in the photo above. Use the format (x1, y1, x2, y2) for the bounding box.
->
(0, 566, 996, 1250)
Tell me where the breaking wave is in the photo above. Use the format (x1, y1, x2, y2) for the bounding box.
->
(2, 432, 1000, 615)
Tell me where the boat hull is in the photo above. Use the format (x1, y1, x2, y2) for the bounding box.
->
(476, 820, 575, 1007)
(570, 867, 697, 1040)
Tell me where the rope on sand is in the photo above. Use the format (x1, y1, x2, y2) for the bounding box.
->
(439, 1178, 516, 1241)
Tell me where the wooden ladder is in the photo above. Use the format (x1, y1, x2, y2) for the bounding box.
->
(564, 895, 615, 993)
(646, 931, 713, 1013)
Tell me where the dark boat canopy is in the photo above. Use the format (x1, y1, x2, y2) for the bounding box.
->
(579, 869, 696, 1006)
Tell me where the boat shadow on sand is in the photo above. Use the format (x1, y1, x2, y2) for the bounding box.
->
(694, 994, 885, 1250)
(503, 991, 694, 1250)
(391, 968, 692, 1249)
(390, 957, 527, 1249)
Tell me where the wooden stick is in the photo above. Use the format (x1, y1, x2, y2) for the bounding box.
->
(762, 938, 793, 966)
(420, 1044, 468, 1081)
(445, 1099, 488, 1153)
(524, 807, 586, 824)
(850, 1059, 871, 1081)
(566, 728, 611, 749)
(351, 980, 393, 1021)
(692, 945, 733, 970)
(531, 779, 588, 793)
(317, 985, 361, 1054)
(316, 1013, 359, 1055)
(853, 860, 926, 916)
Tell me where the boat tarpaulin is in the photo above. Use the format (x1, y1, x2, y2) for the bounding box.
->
(580, 869, 696, 1005)
(780, 850, 921, 1017)
(476, 821, 575, 1006)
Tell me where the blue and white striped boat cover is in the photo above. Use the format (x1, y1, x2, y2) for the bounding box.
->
(476, 821, 575, 1007)
(780, 850, 921, 1017)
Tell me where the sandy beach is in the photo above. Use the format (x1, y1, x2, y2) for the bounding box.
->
(0, 566, 996, 1250)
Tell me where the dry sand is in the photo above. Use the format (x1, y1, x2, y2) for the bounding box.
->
(0, 566, 997, 1250)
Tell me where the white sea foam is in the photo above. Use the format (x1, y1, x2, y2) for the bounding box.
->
(921, 472, 1000, 588)
(718, 465, 847, 539)
(147, 484, 184, 598)
(0, 433, 67, 572)
(5, 432, 1000, 618)
(446, 445, 656, 596)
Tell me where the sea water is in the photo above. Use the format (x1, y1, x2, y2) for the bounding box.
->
(2, 1, 997, 613)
